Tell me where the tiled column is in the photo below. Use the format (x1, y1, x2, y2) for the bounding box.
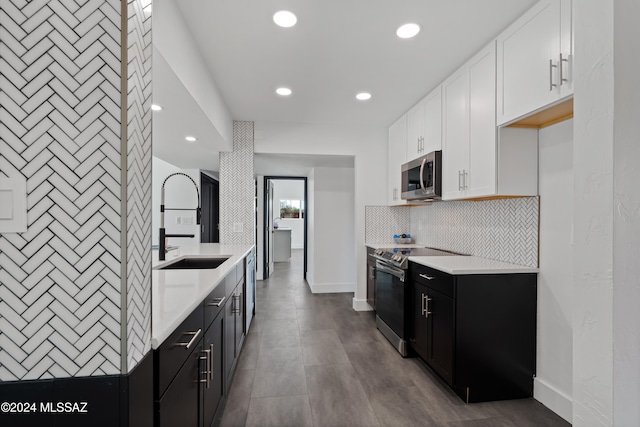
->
(0, 0, 152, 380)
(219, 121, 255, 245)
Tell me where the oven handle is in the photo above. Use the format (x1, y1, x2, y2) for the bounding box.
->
(376, 261, 405, 282)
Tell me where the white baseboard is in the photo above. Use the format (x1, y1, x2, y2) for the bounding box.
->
(534, 377, 572, 423)
(309, 282, 354, 294)
(352, 298, 373, 311)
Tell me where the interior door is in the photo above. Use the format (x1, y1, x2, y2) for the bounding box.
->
(266, 180, 275, 278)
(200, 173, 220, 243)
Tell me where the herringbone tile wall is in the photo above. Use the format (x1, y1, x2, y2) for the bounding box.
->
(220, 121, 255, 245)
(0, 0, 152, 379)
(365, 198, 539, 267)
(364, 206, 411, 243)
(125, 0, 152, 373)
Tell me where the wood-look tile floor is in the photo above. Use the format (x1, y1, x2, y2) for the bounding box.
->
(219, 250, 570, 427)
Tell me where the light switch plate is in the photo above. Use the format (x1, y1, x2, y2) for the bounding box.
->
(0, 175, 27, 233)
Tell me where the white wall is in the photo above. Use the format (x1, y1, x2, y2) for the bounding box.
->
(254, 121, 387, 306)
(307, 169, 316, 286)
(612, 1, 640, 425)
(153, 0, 232, 147)
(573, 1, 615, 425)
(308, 167, 355, 292)
(152, 157, 201, 247)
(535, 119, 573, 422)
(272, 179, 305, 249)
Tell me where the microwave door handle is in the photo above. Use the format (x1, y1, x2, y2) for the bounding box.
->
(419, 158, 427, 194)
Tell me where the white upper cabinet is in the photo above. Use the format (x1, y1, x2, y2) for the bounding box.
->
(443, 42, 538, 201)
(496, 0, 573, 126)
(388, 114, 407, 205)
(442, 68, 469, 200)
(406, 86, 442, 162)
(442, 43, 494, 200)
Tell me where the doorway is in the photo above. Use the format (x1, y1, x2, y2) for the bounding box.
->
(200, 173, 219, 243)
(263, 177, 307, 280)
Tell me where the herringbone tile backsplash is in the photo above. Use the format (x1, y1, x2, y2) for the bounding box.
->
(0, 0, 152, 380)
(365, 197, 539, 267)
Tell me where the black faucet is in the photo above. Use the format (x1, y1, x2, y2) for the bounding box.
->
(159, 172, 202, 260)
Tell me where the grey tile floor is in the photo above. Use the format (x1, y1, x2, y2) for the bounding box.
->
(220, 249, 570, 427)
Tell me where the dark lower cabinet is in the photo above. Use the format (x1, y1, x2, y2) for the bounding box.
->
(154, 251, 253, 427)
(409, 261, 537, 403)
(411, 282, 454, 385)
(366, 247, 376, 309)
(224, 291, 236, 391)
(201, 314, 224, 427)
(224, 283, 245, 392)
(158, 338, 202, 427)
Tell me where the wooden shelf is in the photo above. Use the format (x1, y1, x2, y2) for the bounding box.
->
(506, 98, 573, 129)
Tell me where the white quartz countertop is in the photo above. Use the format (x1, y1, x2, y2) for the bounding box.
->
(409, 255, 539, 275)
(151, 243, 254, 349)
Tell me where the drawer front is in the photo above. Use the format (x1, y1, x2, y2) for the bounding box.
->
(225, 267, 238, 295)
(410, 262, 454, 298)
(158, 337, 201, 427)
(156, 304, 204, 395)
(204, 283, 226, 329)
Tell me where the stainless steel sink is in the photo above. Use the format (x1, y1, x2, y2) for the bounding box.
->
(155, 257, 230, 270)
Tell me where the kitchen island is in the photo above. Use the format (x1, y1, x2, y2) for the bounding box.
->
(151, 243, 255, 427)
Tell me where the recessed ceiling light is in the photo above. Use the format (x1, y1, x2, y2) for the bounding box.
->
(356, 92, 372, 101)
(276, 87, 292, 96)
(151, 104, 162, 111)
(397, 23, 421, 39)
(185, 136, 197, 142)
(273, 10, 297, 28)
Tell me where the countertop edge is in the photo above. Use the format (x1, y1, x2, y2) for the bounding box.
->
(408, 255, 540, 275)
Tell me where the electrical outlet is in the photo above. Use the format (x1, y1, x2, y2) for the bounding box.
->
(175, 217, 181, 225)
(233, 222, 243, 233)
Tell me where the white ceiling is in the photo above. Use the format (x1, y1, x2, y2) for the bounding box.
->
(154, 0, 538, 172)
(175, 0, 538, 128)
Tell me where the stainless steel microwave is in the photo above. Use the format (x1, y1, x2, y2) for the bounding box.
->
(401, 150, 442, 201)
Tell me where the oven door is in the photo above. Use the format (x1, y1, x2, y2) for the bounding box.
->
(374, 261, 409, 355)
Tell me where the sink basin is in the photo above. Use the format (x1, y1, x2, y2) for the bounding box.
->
(155, 257, 230, 270)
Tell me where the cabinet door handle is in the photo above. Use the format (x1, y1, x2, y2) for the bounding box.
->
(209, 343, 214, 383)
(200, 347, 211, 388)
(463, 169, 468, 190)
(232, 294, 240, 313)
(559, 53, 569, 85)
(208, 296, 225, 307)
(419, 273, 435, 280)
(175, 329, 201, 349)
(458, 170, 463, 191)
(422, 293, 433, 318)
(549, 59, 558, 91)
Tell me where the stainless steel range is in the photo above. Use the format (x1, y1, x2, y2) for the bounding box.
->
(373, 246, 462, 356)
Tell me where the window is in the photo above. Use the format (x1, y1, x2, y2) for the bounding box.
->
(279, 199, 303, 219)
